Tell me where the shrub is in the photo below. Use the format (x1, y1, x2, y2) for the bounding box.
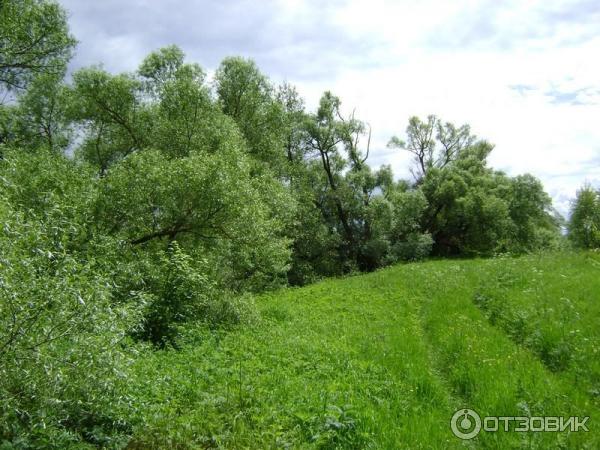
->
(392, 232, 433, 261)
(0, 197, 140, 448)
(134, 243, 256, 346)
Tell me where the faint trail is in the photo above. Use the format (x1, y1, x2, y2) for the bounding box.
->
(398, 259, 600, 448)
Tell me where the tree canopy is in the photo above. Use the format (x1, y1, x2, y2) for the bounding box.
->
(0, 0, 75, 92)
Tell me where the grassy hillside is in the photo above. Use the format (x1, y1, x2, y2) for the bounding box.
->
(125, 252, 600, 449)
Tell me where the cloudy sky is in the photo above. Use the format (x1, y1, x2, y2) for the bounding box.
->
(59, 0, 600, 216)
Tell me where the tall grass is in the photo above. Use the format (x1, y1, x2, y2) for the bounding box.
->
(126, 252, 600, 448)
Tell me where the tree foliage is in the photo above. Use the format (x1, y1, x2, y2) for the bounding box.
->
(392, 119, 561, 256)
(0, 0, 75, 92)
(568, 184, 600, 249)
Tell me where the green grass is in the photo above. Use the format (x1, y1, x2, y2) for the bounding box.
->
(125, 251, 600, 449)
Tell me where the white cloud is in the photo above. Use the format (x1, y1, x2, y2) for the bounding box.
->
(286, 0, 600, 216)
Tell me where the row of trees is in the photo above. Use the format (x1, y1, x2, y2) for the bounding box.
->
(3, 43, 564, 279)
(0, 0, 580, 446)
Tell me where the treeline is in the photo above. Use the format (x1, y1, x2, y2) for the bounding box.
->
(0, 0, 590, 447)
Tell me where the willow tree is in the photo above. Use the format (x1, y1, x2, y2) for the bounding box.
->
(0, 0, 75, 92)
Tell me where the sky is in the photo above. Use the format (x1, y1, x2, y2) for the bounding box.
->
(59, 0, 600, 216)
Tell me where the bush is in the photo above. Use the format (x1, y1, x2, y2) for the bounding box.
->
(360, 237, 391, 270)
(392, 232, 433, 261)
(0, 197, 140, 448)
(134, 243, 256, 346)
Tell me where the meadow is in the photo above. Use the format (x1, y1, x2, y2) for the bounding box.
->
(124, 251, 600, 449)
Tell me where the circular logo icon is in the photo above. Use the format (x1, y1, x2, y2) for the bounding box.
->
(451, 408, 482, 440)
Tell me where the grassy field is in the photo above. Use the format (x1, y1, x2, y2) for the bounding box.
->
(125, 252, 600, 449)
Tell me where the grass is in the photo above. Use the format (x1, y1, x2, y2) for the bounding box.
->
(124, 251, 600, 449)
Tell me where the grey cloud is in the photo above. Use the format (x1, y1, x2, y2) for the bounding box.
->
(59, 0, 384, 81)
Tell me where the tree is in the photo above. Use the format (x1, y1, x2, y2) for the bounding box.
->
(139, 47, 223, 159)
(0, 0, 75, 93)
(0, 103, 18, 148)
(9, 71, 71, 152)
(507, 174, 561, 252)
(390, 115, 560, 255)
(214, 57, 286, 172)
(388, 115, 475, 182)
(387, 188, 433, 261)
(95, 143, 292, 310)
(276, 82, 307, 169)
(303, 92, 358, 262)
(138, 44, 186, 90)
(568, 184, 600, 249)
(69, 67, 149, 174)
(300, 92, 399, 272)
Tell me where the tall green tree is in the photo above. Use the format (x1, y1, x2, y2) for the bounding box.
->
(139, 47, 229, 159)
(390, 115, 561, 255)
(215, 57, 287, 173)
(388, 115, 475, 182)
(10, 71, 71, 152)
(0, 0, 75, 92)
(303, 92, 359, 264)
(568, 184, 600, 249)
(300, 92, 401, 272)
(69, 67, 149, 174)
